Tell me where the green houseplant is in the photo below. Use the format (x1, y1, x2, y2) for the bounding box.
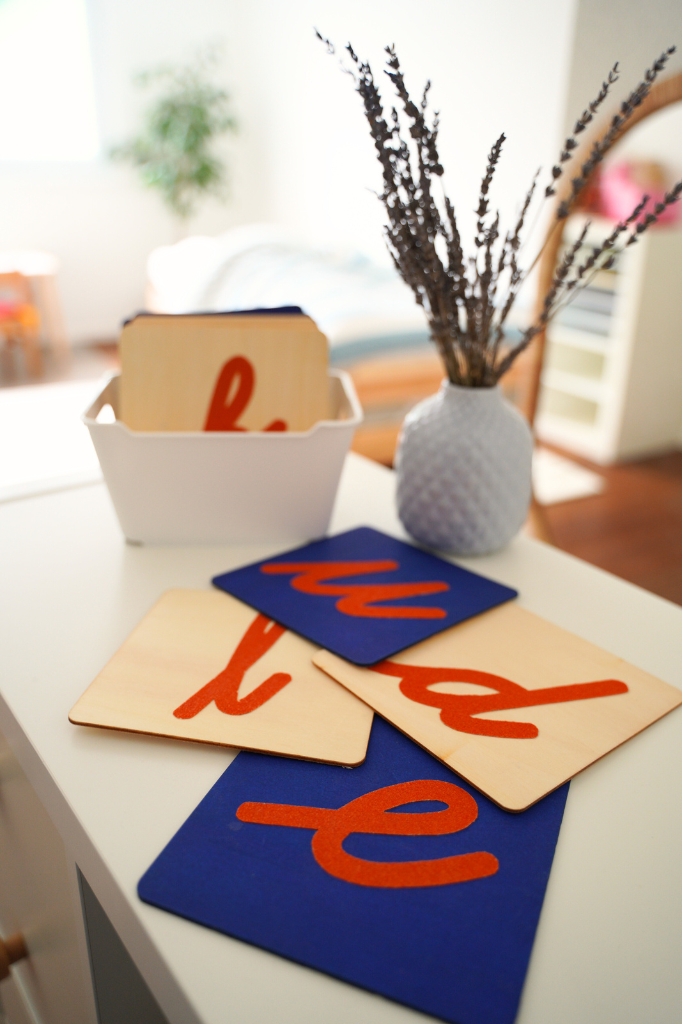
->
(113, 51, 237, 221)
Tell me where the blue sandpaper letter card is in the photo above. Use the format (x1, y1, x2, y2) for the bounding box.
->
(139, 719, 568, 1024)
(212, 526, 517, 664)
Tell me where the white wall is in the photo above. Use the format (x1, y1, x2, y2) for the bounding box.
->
(224, 0, 578, 262)
(563, 0, 681, 137)
(609, 104, 681, 180)
(564, 0, 682, 182)
(4, 0, 582, 342)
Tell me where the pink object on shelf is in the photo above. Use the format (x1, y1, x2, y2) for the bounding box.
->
(599, 162, 681, 225)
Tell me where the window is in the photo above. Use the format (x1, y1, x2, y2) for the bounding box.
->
(0, 0, 99, 160)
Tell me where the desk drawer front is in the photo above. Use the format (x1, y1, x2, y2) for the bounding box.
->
(0, 733, 92, 1024)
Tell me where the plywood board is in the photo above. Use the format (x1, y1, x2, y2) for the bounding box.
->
(313, 602, 681, 809)
(119, 312, 329, 432)
(70, 590, 373, 766)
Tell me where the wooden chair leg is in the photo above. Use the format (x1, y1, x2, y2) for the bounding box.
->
(37, 274, 69, 356)
(21, 326, 43, 376)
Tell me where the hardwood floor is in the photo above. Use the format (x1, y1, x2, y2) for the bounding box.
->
(542, 446, 681, 605)
(2, 341, 680, 605)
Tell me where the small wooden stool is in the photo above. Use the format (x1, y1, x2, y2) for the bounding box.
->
(0, 251, 68, 374)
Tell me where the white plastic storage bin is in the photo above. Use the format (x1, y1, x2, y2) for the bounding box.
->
(83, 371, 362, 544)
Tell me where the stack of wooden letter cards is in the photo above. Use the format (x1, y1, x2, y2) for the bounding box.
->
(70, 526, 680, 807)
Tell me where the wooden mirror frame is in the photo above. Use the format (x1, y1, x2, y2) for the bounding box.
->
(523, 71, 682, 426)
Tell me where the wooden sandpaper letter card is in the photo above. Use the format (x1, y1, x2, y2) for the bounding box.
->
(314, 602, 681, 809)
(69, 589, 373, 766)
(119, 309, 330, 432)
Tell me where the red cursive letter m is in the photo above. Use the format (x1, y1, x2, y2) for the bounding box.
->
(261, 560, 449, 619)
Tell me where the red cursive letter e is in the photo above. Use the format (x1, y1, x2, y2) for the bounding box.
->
(237, 779, 499, 888)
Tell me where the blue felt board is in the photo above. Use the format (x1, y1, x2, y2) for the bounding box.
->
(211, 526, 517, 665)
(139, 719, 568, 1024)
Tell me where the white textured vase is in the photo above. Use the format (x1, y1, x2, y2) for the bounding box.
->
(395, 382, 533, 555)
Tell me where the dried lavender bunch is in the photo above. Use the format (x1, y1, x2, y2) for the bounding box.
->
(319, 33, 681, 387)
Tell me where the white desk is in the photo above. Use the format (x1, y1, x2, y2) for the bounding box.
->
(0, 454, 680, 1024)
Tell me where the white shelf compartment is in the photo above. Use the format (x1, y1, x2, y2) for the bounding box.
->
(536, 215, 681, 464)
(547, 323, 612, 353)
(544, 343, 607, 382)
(541, 367, 607, 402)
